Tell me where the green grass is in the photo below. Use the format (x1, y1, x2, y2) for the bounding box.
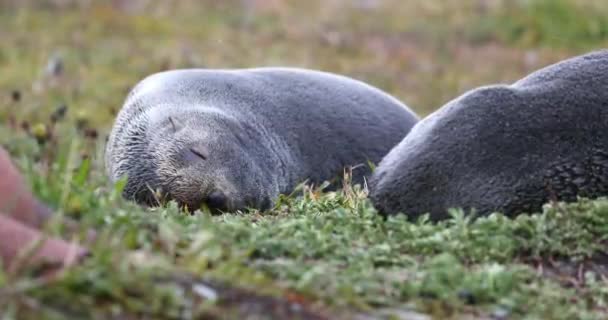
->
(3, 150, 608, 318)
(474, 0, 608, 48)
(1, 0, 608, 319)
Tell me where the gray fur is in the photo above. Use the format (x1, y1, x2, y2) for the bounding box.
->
(370, 50, 608, 220)
(105, 67, 419, 211)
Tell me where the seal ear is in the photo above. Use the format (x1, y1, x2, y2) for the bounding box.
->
(168, 116, 183, 133)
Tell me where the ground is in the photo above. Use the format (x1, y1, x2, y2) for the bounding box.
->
(1, 0, 608, 319)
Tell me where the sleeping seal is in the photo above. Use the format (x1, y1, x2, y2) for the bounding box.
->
(370, 50, 608, 220)
(105, 67, 418, 212)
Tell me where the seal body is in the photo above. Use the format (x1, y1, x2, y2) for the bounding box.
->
(105, 67, 418, 211)
(370, 50, 608, 220)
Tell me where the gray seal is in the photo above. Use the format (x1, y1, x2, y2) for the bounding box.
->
(105, 67, 418, 212)
(370, 50, 608, 220)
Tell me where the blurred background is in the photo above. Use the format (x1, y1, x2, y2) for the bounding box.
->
(1, 0, 608, 135)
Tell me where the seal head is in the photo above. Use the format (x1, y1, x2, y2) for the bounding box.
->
(108, 102, 275, 212)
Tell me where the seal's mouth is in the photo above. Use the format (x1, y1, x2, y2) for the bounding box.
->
(162, 188, 272, 214)
(156, 159, 270, 213)
(170, 189, 247, 215)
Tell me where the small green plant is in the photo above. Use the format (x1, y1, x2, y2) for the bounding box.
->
(471, 0, 608, 48)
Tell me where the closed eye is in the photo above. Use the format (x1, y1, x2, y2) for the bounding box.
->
(189, 148, 207, 160)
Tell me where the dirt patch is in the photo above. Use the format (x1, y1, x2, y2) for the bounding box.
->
(528, 252, 608, 289)
(170, 276, 334, 320)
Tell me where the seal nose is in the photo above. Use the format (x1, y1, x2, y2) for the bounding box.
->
(206, 190, 228, 211)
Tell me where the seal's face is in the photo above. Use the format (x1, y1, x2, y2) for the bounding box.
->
(141, 110, 272, 213)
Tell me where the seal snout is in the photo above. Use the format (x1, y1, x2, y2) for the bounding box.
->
(177, 189, 239, 214)
(206, 190, 228, 211)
